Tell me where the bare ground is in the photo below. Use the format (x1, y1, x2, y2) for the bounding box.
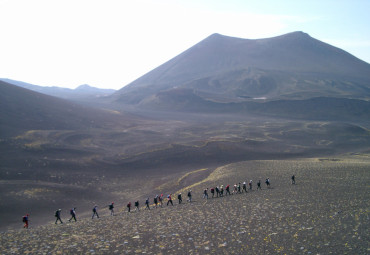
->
(1, 154, 369, 254)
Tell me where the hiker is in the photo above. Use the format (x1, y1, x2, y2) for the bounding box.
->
(145, 198, 150, 210)
(238, 183, 241, 193)
(135, 201, 140, 211)
(203, 188, 209, 199)
(92, 205, 99, 219)
(233, 184, 237, 194)
(178, 193, 182, 204)
(215, 186, 220, 197)
(159, 194, 163, 207)
(220, 185, 224, 197)
(225, 185, 231, 196)
(257, 180, 262, 190)
(210, 187, 215, 198)
(291, 175, 295, 184)
(69, 208, 77, 222)
(167, 194, 173, 206)
(55, 209, 63, 224)
(242, 182, 247, 193)
(154, 196, 158, 208)
(187, 190, 192, 202)
(109, 202, 115, 216)
(265, 178, 270, 188)
(127, 202, 131, 213)
(249, 180, 253, 190)
(22, 214, 29, 228)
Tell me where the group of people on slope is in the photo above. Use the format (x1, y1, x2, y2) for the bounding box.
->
(22, 176, 295, 228)
(203, 178, 271, 199)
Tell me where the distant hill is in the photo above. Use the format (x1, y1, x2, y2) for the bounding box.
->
(0, 81, 132, 138)
(0, 78, 116, 100)
(112, 32, 370, 119)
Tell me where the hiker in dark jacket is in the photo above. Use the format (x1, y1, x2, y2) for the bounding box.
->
(145, 198, 150, 210)
(69, 207, 77, 222)
(55, 209, 63, 224)
(178, 193, 182, 204)
(92, 205, 99, 219)
(109, 202, 115, 216)
(187, 190, 192, 202)
(154, 196, 158, 208)
(135, 201, 140, 211)
(22, 214, 29, 228)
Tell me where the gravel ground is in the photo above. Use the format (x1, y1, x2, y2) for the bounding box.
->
(1, 156, 369, 254)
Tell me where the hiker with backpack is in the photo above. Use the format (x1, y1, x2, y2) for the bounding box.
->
(242, 182, 247, 193)
(22, 214, 29, 228)
(178, 193, 182, 204)
(69, 208, 77, 222)
(55, 209, 63, 224)
(225, 185, 231, 196)
(265, 178, 270, 188)
(187, 190, 192, 202)
(109, 202, 115, 216)
(215, 186, 220, 197)
(220, 185, 224, 197)
(135, 201, 140, 211)
(249, 180, 253, 190)
(92, 205, 99, 219)
(203, 188, 209, 199)
(167, 194, 173, 206)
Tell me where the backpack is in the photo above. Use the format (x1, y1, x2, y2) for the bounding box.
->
(55, 211, 59, 217)
(70, 209, 74, 215)
(22, 216, 27, 222)
(109, 204, 113, 210)
(92, 208, 96, 212)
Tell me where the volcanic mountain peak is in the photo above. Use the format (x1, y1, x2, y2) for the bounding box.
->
(114, 31, 370, 106)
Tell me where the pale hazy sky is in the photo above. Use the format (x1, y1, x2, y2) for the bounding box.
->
(1, 0, 369, 90)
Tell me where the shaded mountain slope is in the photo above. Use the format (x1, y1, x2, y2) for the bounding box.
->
(0, 81, 135, 138)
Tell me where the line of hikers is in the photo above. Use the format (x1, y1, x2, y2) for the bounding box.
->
(22, 176, 284, 228)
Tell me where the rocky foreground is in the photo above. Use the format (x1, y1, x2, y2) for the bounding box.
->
(1, 156, 369, 254)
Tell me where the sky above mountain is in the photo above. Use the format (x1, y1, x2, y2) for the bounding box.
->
(0, 0, 369, 90)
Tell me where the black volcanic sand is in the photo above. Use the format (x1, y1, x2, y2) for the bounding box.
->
(1, 156, 369, 254)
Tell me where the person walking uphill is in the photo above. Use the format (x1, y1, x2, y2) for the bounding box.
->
(178, 193, 182, 204)
(145, 198, 150, 210)
(55, 209, 63, 224)
(127, 202, 132, 213)
(257, 180, 262, 190)
(109, 202, 115, 216)
(203, 188, 209, 199)
(22, 214, 29, 229)
(291, 175, 296, 184)
(225, 185, 231, 196)
(135, 201, 140, 211)
(187, 190, 192, 202)
(69, 208, 77, 222)
(167, 194, 173, 206)
(92, 205, 99, 219)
